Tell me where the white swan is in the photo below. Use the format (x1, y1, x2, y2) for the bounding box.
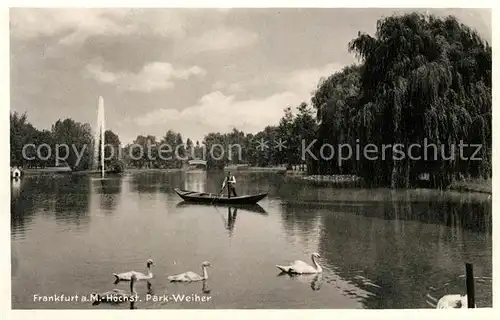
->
(167, 261, 212, 282)
(276, 252, 322, 274)
(436, 294, 476, 308)
(113, 259, 154, 282)
(92, 274, 138, 305)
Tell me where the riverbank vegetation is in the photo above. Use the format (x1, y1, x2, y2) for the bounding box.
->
(448, 178, 491, 194)
(10, 12, 491, 190)
(201, 12, 492, 189)
(10, 113, 122, 171)
(316, 13, 491, 189)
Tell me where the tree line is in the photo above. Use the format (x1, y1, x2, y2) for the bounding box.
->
(10, 105, 317, 172)
(10, 112, 121, 171)
(10, 13, 491, 188)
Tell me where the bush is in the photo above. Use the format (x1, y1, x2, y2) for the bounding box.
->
(108, 159, 125, 173)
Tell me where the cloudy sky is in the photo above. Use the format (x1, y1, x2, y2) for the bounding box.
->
(10, 8, 491, 144)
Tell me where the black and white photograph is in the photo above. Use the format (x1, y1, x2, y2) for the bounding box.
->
(7, 5, 493, 311)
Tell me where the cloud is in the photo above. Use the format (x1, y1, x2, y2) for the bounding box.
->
(179, 27, 259, 54)
(11, 8, 256, 62)
(215, 62, 344, 102)
(211, 80, 243, 93)
(85, 61, 206, 92)
(133, 91, 296, 142)
(10, 9, 189, 47)
(283, 63, 345, 98)
(132, 63, 343, 141)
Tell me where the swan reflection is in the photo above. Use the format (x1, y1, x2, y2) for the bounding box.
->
(202, 280, 211, 294)
(92, 274, 138, 307)
(147, 280, 153, 294)
(277, 272, 323, 291)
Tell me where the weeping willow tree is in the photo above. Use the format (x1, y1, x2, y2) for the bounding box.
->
(312, 65, 362, 175)
(345, 13, 491, 188)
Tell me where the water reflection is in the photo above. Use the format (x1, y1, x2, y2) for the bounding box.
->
(184, 171, 207, 192)
(92, 178, 123, 212)
(175, 202, 267, 238)
(283, 197, 491, 234)
(277, 193, 492, 308)
(279, 202, 322, 249)
(175, 201, 267, 215)
(10, 171, 492, 309)
(312, 202, 491, 309)
(129, 171, 184, 194)
(11, 247, 20, 277)
(130, 280, 154, 309)
(11, 175, 91, 237)
(201, 280, 211, 294)
(11, 178, 34, 238)
(277, 273, 323, 291)
(11, 178, 21, 200)
(53, 176, 90, 226)
(226, 207, 237, 236)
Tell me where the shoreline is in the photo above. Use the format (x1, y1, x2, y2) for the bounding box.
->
(284, 174, 365, 188)
(227, 166, 287, 173)
(19, 168, 185, 175)
(284, 174, 492, 195)
(15, 168, 492, 195)
(447, 179, 492, 194)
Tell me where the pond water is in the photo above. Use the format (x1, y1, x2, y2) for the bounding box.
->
(11, 171, 492, 309)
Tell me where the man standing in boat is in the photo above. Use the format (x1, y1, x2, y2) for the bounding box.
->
(222, 171, 238, 198)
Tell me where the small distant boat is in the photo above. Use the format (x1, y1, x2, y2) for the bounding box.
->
(11, 167, 22, 179)
(174, 188, 267, 205)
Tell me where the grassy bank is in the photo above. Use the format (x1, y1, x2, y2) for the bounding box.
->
(19, 167, 185, 176)
(448, 179, 492, 194)
(284, 174, 492, 194)
(284, 174, 365, 188)
(225, 166, 287, 173)
(125, 168, 184, 173)
(22, 168, 72, 176)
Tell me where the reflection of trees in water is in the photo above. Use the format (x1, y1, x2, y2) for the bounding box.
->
(11, 246, 20, 277)
(11, 176, 91, 236)
(276, 183, 315, 200)
(285, 196, 490, 234)
(129, 172, 184, 194)
(127, 171, 280, 199)
(204, 171, 281, 196)
(11, 178, 34, 238)
(306, 198, 492, 309)
(94, 178, 123, 212)
(53, 176, 90, 225)
(279, 202, 322, 248)
(183, 171, 207, 192)
(242, 171, 283, 197)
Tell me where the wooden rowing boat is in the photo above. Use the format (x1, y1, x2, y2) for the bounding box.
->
(174, 188, 268, 205)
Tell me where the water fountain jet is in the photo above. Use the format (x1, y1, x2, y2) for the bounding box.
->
(93, 96, 105, 178)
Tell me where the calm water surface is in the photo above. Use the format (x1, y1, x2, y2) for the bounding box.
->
(11, 171, 492, 309)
